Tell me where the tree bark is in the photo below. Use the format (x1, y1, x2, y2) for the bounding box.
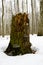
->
(14, 0, 19, 14)
(38, 0, 43, 35)
(2, 0, 4, 36)
(22, 0, 28, 13)
(31, 0, 37, 34)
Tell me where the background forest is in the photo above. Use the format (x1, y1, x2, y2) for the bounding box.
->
(0, 0, 42, 36)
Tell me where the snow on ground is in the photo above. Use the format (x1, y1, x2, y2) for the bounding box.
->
(0, 35, 10, 52)
(30, 34, 43, 54)
(0, 34, 43, 65)
(0, 52, 43, 65)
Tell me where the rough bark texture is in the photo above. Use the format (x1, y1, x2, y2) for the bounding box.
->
(5, 13, 34, 56)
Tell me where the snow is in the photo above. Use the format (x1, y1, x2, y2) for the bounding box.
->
(0, 34, 43, 65)
(0, 35, 10, 52)
(0, 52, 43, 65)
(30, 34, 43, 54)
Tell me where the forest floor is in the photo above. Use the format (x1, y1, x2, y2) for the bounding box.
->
(0, 34, 43, 65)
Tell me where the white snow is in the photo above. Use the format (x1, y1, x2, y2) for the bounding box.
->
(30, 34, 43, 54)
(0, 34, 43, 65)
(0, 35, 10, 52)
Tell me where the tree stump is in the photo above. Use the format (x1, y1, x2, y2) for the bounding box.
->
(5, 13, 33, 56)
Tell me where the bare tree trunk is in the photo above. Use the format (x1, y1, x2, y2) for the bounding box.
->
(38, 0, 43, 35)
(17, 0, 19, 12)
(9, 0, 13, 34)
(2, 0, 4, 36)
(26, 0, 28, 13)
(31, 0, 37, 34)
(14, 0, 19, 14)
(22, 0, 28, 13)
(18, 0, 22, 13)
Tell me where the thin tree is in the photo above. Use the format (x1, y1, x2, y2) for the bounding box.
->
(31, 0, 37, 34)
(26, 0, 28, 13)
(14, 0, 19, 14)
(2, 0, 4, 37)
(22, 0, 28, 13)
(38, 0, 43, 35)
